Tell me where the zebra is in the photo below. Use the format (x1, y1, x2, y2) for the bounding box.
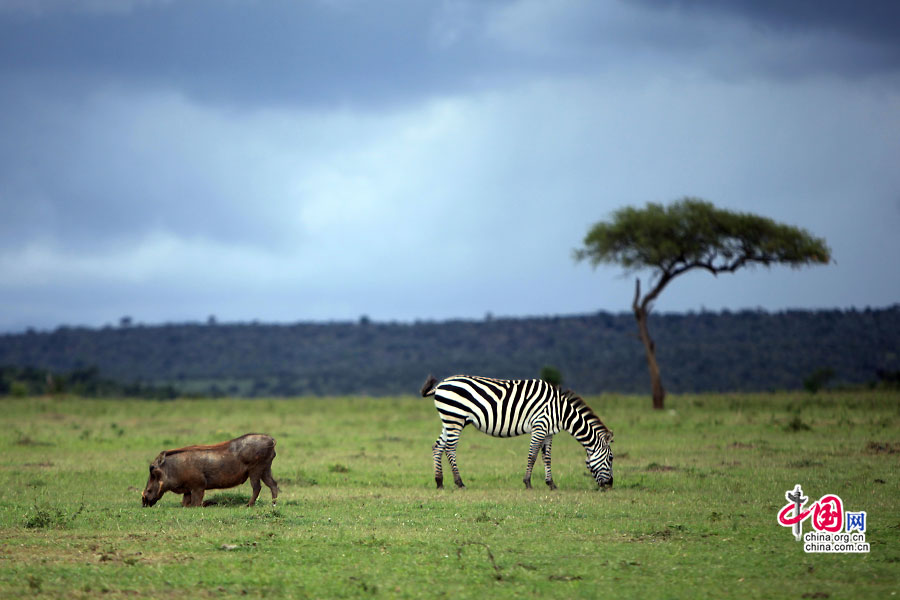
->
(420, 374, 613, 490)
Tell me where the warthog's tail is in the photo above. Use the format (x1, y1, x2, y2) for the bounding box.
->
(420, 374, 438, 397)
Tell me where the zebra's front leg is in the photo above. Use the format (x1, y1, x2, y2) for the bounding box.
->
(523, 429, 546, 489)
(541, 436, 557, 490)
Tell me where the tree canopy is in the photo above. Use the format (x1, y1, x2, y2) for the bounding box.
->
(574, 197, 831, 277)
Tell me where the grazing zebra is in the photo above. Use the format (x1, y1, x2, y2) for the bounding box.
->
(420, 374, 613, 490)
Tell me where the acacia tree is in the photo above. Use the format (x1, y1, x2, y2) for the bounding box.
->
(574, 198, 831, 410)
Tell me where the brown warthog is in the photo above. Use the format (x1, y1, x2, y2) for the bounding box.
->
(142, 433, 279, 507)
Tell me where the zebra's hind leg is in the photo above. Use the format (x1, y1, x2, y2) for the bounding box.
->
(523, 428, 547, 489)
(542, 436, 557, 490)
(447, 445, 465, 489)
(441, 429, 465, 489)
(432, 436, 445, 489)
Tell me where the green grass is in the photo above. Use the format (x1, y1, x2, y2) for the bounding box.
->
(0, 391, 898, 599)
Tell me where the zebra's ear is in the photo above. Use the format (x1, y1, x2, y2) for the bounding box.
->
(604, 431, 614, 444)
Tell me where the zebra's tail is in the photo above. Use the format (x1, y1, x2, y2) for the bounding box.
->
(420, 374, 439, 397)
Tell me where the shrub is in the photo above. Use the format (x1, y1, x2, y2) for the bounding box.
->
(23, 502, 84, 529)
(803, 367, 835, 394)
(539, 365, 563, 387)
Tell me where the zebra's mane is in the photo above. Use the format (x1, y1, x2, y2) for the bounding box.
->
(562, 390, 613, 442)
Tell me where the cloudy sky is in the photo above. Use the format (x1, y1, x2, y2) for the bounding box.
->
(1, 0, 898, 332)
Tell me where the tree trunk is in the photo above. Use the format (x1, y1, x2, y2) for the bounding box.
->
(633, 279, 666, 410)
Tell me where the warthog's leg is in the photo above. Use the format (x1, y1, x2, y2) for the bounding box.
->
(262, 468, 279, 506)
(248, 474, 262, 507)
(181, 493, 192, 507)
(189, 488, 205, 507)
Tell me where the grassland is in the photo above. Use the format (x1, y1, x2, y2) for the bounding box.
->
(0, 391, 897, 599)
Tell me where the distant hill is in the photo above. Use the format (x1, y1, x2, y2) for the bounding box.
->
(1, 306, 898, 397)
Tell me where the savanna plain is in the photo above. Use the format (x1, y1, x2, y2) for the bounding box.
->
(0, 391, 897, 599)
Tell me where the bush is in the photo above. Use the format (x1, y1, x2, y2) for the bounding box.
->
(23, 502, 84, 529)
(539, 366, 563, 387)
(9, 381, 29, 397)
(803, 367, 835, 394)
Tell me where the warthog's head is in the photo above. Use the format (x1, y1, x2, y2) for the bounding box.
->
(142, 456, 167, 507)
(586, 430, 614, 490)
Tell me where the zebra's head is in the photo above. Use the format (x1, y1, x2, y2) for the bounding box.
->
(586, 432, 613, 489)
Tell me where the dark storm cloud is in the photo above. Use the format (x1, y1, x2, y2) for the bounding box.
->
(642, 0, 900, 43)
(0, 0, 507, 109)
(634, 0, 900, 76)
(4, 0, 896, 114)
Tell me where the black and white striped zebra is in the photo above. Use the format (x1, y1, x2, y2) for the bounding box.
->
(420, 374, 614, 490)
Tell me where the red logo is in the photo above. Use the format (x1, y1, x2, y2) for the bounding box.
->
(778, 488, 843, 533)
(811, 495, 843, 533)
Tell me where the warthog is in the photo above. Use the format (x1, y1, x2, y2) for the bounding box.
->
(142, 433, 279, 507)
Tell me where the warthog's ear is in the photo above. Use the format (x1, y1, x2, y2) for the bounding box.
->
(150, 455, 166, 473)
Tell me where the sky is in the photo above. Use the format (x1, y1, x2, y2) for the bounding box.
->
(1, 0, 899, 332)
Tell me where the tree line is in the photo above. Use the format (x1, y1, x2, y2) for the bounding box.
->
(1, 306, 897, 398)
(0, 365, 178, 399)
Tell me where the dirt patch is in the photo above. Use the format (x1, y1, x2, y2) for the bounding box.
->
(376, 436, 407, 443)
(866, 441, 900, 454)
(645, 463, 677, 472)
(630, 526, 683, 542)
(14, 436, 54, 447)
(1, 535, 191, 568)
(788, 459, 824, 468)
(727, 442, 755, 449)
(97, 549, 143, 566)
